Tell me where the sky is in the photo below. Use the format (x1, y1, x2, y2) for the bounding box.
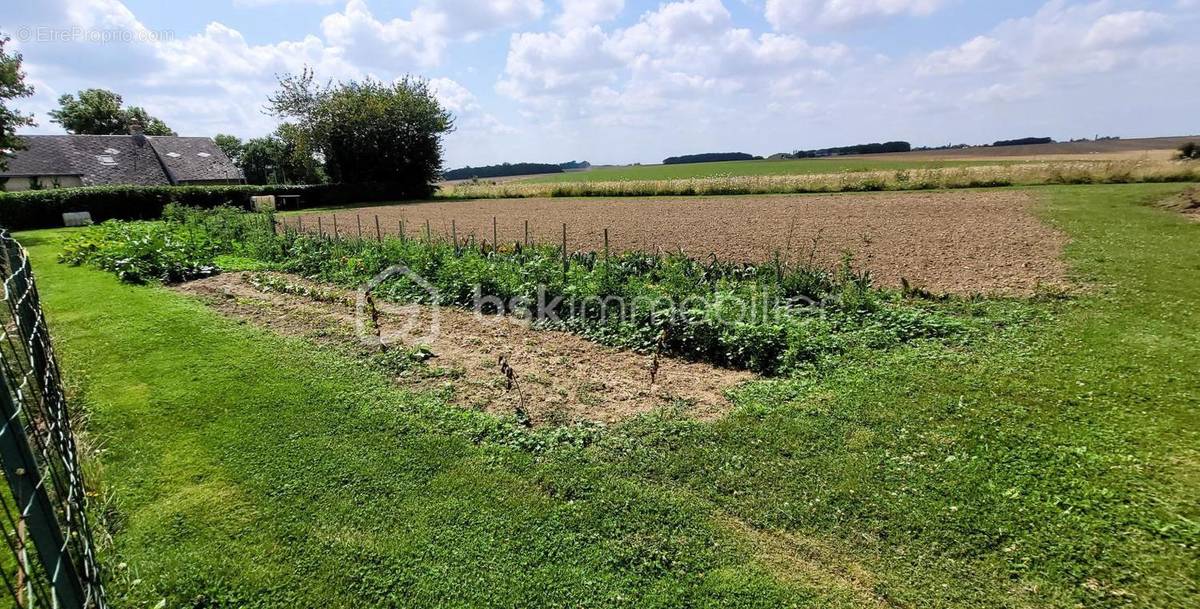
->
(5, 0, 1199, 167)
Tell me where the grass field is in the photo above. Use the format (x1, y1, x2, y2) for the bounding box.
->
(521, 158, 1018, 183)
(18, 183, 1200, 607)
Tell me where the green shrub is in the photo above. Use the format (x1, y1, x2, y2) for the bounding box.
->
(57, 220, 222, 283)
(0, 182, 416, 230)
(1179, 142, 1199, 160)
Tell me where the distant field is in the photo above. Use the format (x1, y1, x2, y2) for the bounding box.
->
(853, 135, 1199, 161)
(520, 158, 1013, 183)
(517, 136, 1197, 184)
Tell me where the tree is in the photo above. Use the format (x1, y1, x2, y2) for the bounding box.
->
(274, 123, 326, 184)
(213, 133, 243, 164)
(238, 136, 286, 185)
(268, 68, 453, 196)
(0, 34, 36, 171)
(49, 88, 176, 135)
(232, 125, 326, 185)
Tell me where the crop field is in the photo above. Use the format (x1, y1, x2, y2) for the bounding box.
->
(11, 182, 1200, 608)
(515, 137, 1197, 185)
(519, 158, 1014, 183)
(290, 190, 1066, 294)
(438, 159, 1200, 199)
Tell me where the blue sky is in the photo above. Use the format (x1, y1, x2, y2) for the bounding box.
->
(7, 0, 1199, 167)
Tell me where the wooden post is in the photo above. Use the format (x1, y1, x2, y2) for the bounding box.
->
(317, 216, 324, 238)
(374, 215, 382, 242)
(356, 214, 363, 239)
(524, 219, 529, 246)
(604, 228, 610, 259)
(492, 216, 498, 253)
(399, 219, 405, 242)
(561, 223, 568, 275)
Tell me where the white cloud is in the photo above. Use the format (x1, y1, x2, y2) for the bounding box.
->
(429, 77, 480, 113)
(765, 0, 947, 29)
(319, 0, 544, 69)
(964, 83, 1038, 104)
(319, 0, 447, 68)
(555, 0, 624, 29)
(498, 0, 849, 136)
(1083, 10, 1168, 48)
(435, 0, 545, 39)
(233, 0, 336, 6)
(918, 35, 1003, 76)
(497, 26, 621, 102)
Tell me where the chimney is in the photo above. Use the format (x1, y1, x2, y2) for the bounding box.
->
(129, 120, 146, 147)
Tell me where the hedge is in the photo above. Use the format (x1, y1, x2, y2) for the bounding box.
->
(0, 182, 413, 230)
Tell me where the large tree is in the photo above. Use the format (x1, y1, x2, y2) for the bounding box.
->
(233, 125, 326, 185)
(267, 69, 453, 196)
(213, 133, 243, 164)
(0, 35, 36, 171)
(49, 88, 175, 136)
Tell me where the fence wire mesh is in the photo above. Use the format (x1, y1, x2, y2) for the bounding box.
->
(0, 232, 106, 609)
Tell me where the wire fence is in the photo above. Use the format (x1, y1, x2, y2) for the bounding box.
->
(0, 232, 106, 609)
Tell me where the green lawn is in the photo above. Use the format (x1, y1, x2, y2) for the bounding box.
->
(18, 182, 1200, 608)
(523, 158, 1022, 183)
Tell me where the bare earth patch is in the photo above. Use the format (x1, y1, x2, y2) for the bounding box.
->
(174, 272, 753, 426)
(289, 190, 1067, 295)
(1157, 186, 1200, 222)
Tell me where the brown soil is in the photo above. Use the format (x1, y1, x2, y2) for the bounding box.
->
(174, 272, 753, 426)
(287, 190, 1067, 295)
(1158, 186, 1200, 221)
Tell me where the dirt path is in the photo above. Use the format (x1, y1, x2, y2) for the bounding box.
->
(286, 190, 1067, 295)
(175, 272, 753, 426)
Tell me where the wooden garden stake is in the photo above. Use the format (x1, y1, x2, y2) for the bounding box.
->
(561, 223, 568, 275)
(374, 215, 382, 242)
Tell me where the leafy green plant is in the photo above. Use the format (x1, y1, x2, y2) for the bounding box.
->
(61, 206, 973, 375)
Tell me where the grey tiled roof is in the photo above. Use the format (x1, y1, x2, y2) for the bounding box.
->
(148, 136, 245, 183)
(1, 135, 244, 186)
(0, 136, 79, 177)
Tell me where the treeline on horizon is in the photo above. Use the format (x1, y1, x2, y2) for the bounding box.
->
(990, 137, 1054, 147)
(662, 152, 762, 164)
(442, 161, 591, 181)
(790, 141, 912, 158)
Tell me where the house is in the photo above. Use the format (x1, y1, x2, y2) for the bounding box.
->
(0, 127, 244, 192)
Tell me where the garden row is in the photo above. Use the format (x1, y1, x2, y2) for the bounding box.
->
(58, 205, 978, 375)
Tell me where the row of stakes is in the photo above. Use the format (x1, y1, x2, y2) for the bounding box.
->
(276, 214, 615, 271)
